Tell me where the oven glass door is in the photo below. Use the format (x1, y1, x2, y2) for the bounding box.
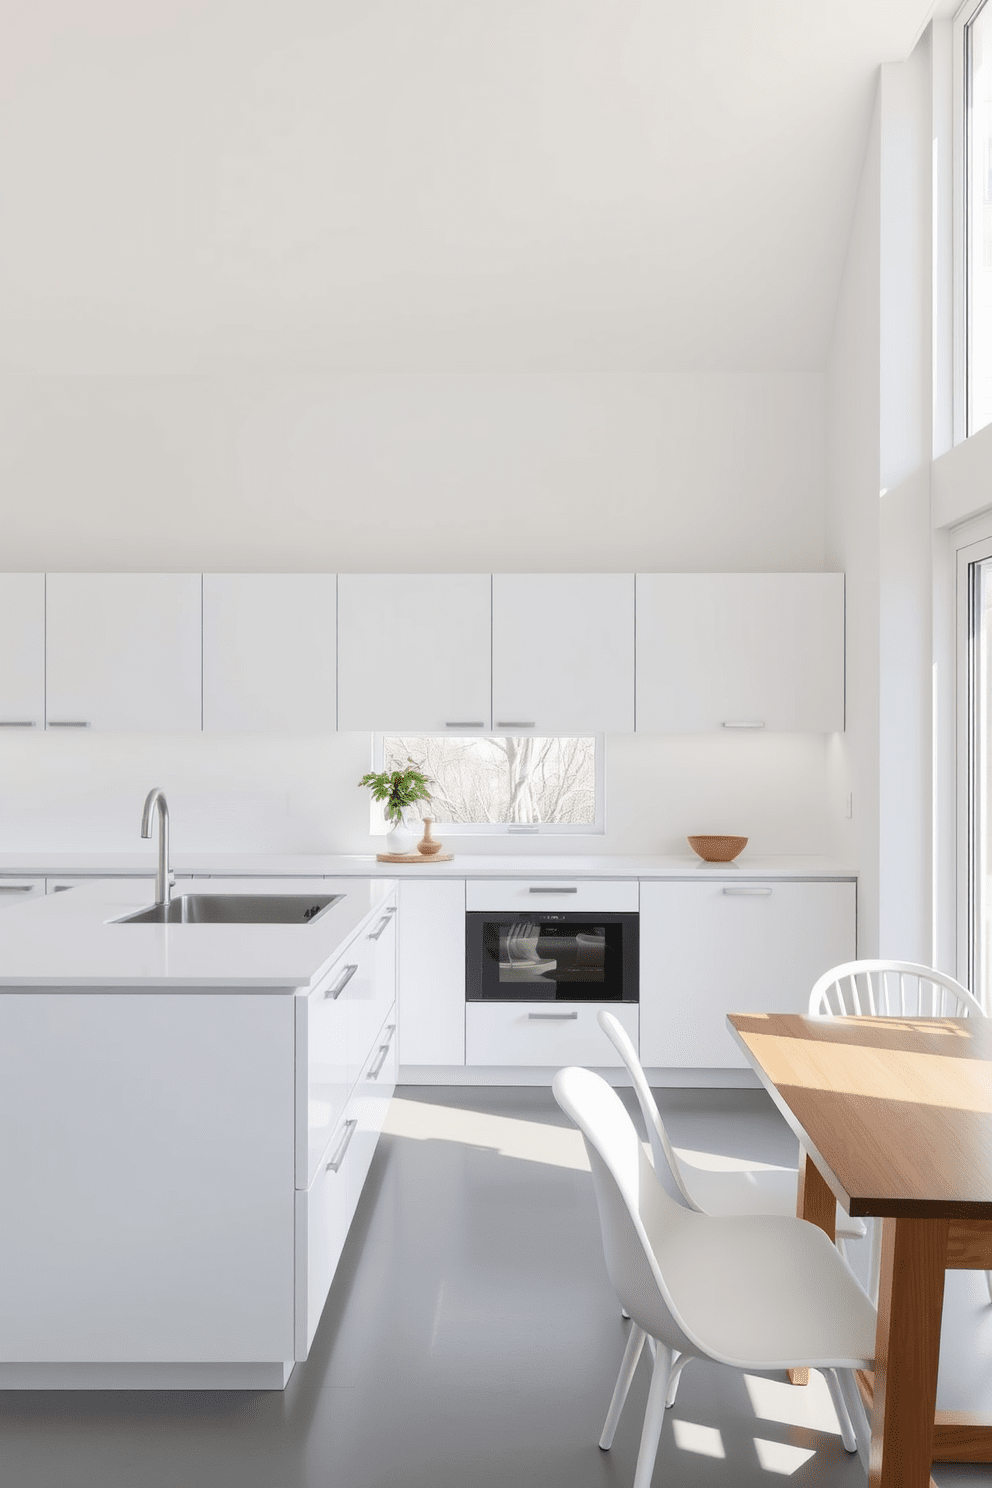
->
(466, 911, 638, 1002)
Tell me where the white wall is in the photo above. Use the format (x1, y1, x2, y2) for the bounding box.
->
(826, 92, 882, 953)
(0, 370, 837, 857)
(0, 372, 825, 572)
(876, 43, 935, 965)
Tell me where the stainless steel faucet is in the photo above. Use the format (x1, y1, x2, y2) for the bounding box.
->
(141, 788, 174, 908)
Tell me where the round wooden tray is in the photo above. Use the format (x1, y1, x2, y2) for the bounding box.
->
(376, 851, 454, 863)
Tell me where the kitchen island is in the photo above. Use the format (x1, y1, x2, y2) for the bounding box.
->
(0, 876, 397, 1389)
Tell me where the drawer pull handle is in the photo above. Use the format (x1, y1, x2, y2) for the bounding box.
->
(495, 721, 536, 730)
(722, 720, 765, 730)
(48, 720, 91, 728)
(528, 886, 578, 894)
(368, 1043, 391, 1079)
(325, 963, 358, 999)
(722, 886, 772, 896)
(0, 885, 34, 893)
(0, 720, 36, 728)
(528, 1011, 579, 1020)
(326, 1119, 357, 1173)
(367, 915, 392, 941)
(445, 721, 485, 729)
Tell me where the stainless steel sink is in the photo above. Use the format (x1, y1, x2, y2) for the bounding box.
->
(114, 893, 342, 926)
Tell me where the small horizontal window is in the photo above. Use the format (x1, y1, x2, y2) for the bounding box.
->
(374, 735, 604, 835)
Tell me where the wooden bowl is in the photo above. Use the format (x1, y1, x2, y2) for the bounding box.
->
(687, 835, 748, 862)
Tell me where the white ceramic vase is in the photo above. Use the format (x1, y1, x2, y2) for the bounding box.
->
(385, 812, 418, 856)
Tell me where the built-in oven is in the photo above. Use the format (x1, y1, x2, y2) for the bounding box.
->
(466, 909, 638, 1003)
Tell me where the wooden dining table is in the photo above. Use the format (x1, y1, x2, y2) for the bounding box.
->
(726, 1010, 992, 1488)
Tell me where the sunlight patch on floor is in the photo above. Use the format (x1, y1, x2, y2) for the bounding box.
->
(383, 1097, 590, 1170)
(752, 1438, 817, 1474)
(743, 1371, 842, 1435)
(671, 1419, 726, 1457)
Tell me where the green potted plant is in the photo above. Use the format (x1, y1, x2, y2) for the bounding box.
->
(358, 760, 433, 854)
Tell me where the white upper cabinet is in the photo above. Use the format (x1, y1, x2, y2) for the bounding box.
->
(46, 573, 202, 732)
(492, 574, 634, 734)
(203, 574, 336, 733)
(0, 574, 45, 730)
(635, 573, 845, 732)
(337, 574, 492, 733)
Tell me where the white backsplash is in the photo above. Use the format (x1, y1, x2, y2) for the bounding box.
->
(0, 729, 832, 858)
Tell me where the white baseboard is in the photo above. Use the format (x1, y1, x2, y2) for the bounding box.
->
(0, 1361, 295, 1390)
(398, 1065, 762, 1089)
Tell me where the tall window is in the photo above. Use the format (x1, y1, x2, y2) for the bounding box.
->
(963, 548, 992, 1010)
(967, 0, 992, 434)
(375, 735, 602, 835)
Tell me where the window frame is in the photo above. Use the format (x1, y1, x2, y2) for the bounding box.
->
(954, 516, 992, 1008)
(370, 733, 607, 837)
(955, 0, 992, 441)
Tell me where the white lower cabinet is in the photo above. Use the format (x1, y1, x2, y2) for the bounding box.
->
(397, 879, 466, 1066)
(295, 1004, 397, 1360)
(466, 1001, 638, 1066)
(294, 893, 397, 1363)
(639, 879, 857, 1068)
(296, 1120, 352, 1359)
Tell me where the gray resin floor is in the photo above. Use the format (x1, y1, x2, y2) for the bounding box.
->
(1, 1084, 991, 1488)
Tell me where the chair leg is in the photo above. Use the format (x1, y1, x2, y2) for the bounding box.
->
(868, 1217, 883, 1306)
(600, 1323, 646, 1450)
(822, 1368, 856, 1453)
(632, 1342, 672, 1488)
(986, 1270, 992, 1305)
(665, 1350, 691, 1407)
(836, 1367, 871, 1473)
(836, 1236, 847, 1260)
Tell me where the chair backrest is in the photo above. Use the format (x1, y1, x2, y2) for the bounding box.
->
(808, 959, 985, 1019)
(597, 1010, 699, 1209)
(552, 1065, 697, 1356)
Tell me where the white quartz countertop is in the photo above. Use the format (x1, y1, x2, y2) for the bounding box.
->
(0, 852, 857, 880)
(0, 876, 396, 990)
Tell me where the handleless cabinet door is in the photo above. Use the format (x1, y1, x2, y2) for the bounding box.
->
(203, 574, 337, 733)
(635, 573, 845, 733)
(46, 573, 202, 732)
(337, 574, 492, 732)
(492, 574, 634, 734)
(397, 880, 466, 1066)
(0, 574, 45, 730)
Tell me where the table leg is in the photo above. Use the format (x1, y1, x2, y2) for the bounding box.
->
(788, 1151, 837, 1386)
(869, 1216, 948, 1488)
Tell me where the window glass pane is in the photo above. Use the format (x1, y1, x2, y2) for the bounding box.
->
(380, 735, 598, 828)
(969, 2, 992, 435)
(969, 558, 992, 1011)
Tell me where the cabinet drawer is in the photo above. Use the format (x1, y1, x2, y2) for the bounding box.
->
(349, 1009, 397, 1205)
(295, 1111, 357, 1360)
(298, 944, 361, 1189)
(466, 1002, 638, 1066)
(352, 902, 396, 1060)
(465, 880, 638, 914)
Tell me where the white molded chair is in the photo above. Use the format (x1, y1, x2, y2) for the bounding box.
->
(808, 958, 989, 1304)
(553, 1066, 877, 1486)
(598, 1010, 866, 1241)
(598, 1009, 867, 1406)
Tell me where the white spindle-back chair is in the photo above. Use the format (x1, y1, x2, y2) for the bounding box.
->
(808, 958, 988, 1304)
(808, 959, 985, 1020)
